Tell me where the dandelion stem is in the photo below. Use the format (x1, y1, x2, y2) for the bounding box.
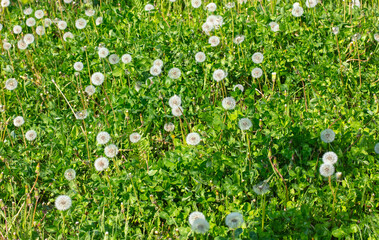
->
(328, 176, 336, 225)
(51, 79, 76, 117)
(261, 194, 266, 231)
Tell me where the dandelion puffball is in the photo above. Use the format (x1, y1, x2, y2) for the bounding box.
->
(269, 22, 280, 32)
(222, 97, 236, 110)
(91, 72, 105, 86)
(144, 4, 154, 11)
(25, 130, 37, 141)
(206, 3, 217, 12)
(253, 181, 270, 195)
(104, 144, 119, 158)
(122, 54, 132, 64)
(64, 169, 76, 181)
(233, 35, 245, 44)
(97, 131, 111, 145)
(319, 163, 335, 177)
(109, 54, 120, 64)
(5, 78, 18, 91)
(75, 18, 87, 29)
(195, 52, 206, 63)
(98, 47, 109, 58)
(94, 157, 109, 171)
(168, 68, 181, 79)
(213, 69, 227, 82)
(374, 143, 379, 154)
(164, 122, 175, 132)
(169, 95, 181, 108)
(252, 52, 264, 64)
(129, 132, 142, 143)
(322, 151, 338, 165)
(209, 36, 220, 47)
(186, 132, 201, 145)
(191, 0, 201, 8)
(239, 118, 252, 130)
(55, 195, 72, 211)
(191, 219, 210, 234)
(188, 211, 206, 225)
(13, 116, 25, 127)
(150, 65, 162, 76)
(74, 62, 84, 71)
(251, 68, 263, 78)
(233, 84, 244, 92)
(306, 0, 318, 8)
(320, 129, 335, 143)
(85, 85, 96, 96)
(225, 212, 244, 229)
(153, 59, 164, 68)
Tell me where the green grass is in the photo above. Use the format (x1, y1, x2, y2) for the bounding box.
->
(0, 0, 378, 239)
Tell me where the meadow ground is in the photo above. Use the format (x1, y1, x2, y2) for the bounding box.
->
(0, 0, 378, 239)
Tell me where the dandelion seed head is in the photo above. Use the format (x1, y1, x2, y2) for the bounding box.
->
(24, 7, 33, 15)
(25, 130, 37, 141)
(164, 122, 175, 132)
(1, 0, 10, 7)
(129, 132, 142, 143)
(3, 41, 11, 50)
(233, 35, 245, 44)
(122, 54, 132, 64)
(306, 0, 318, 8)
(150, 65, 162, 76)
(186, 132, 201, 145)
(145, 4, 155, 11)
(63, 32, 74, 41)
(5, 78, 18, 91)
(104, 144, 118, 158)
(374, 33, 379, 42)
(109, 54, 120, 64)
(253, 181, 270, 195)
(75, 110, 88, 120)
(169, 95, 181, 108)
(36, 26, 45, 36)
(322, 151, 338, 165)
(35, 10, 44, 19)
(195, 52, 206, 63)
(64, 169, 76, 181)
(96, 131, 111, 145)
(320, 129, 335, 143)
(375, 142, 379, 154)
(239, 118, 252, 130)
(335, 172, 342, 180)
(332, 26, 339, 35)
(233, 84, 244, 92)
(55, 195, 72, 211)
(153, 59, 164, 68)
(206, 3, 217, 12)
(188, 211, 206, 225)
(96, 17, 103, 25)
(172, 106, 183, 117)
(57, 20, 67, 30)
(168, 68, 181, 79)
(319, 163, 335, 177)
(191, 0, 201, 8)
(251, 67, 263, 78)
(292, 6, 304, 17)
(24, 34, 35, 45)
(74, 62, 84, 72)
(85, 85, 96, 96)
(91, 72, 105, 86)
(75, 18, 87, 29)
(13, 116, 25, 127)
(98, 47, 109, 58)
(252, 52, 264, 64)
(213, 69, 226, 82)
(191, 219, 210, 234)
(26, 17, 36, 27)
(44, 18, 52, 27)
(209, 36, 220, 47)
(222, 97, 236, 110)
(225, 2, 235, 9)
(13, 25, 22, 34)
(225, 212, 244, 229)
(94, 157, 109, 171)
(85, 9, 95, 17)
(269, 22, 280, 32)
(17, 40, 28, 50)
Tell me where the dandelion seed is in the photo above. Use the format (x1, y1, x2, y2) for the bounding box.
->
(195, 52, 206, 63)
(24, 7, 33, 15)
(150, 65, 162, 76)
(214, 15, 223, 29)
(63, 32, 74, 41)
(322, 151, 338, 165)
(36, 26, 45, 36)
(251, 67, 263, 78)
(5, 78, 18, 91)
(373, 33, 379, 42)
(186, 132, 201, 145)
(122, 54, 132, 64)
(3, 41, 11, 50)
(75, 110, 88, 120)
(209, 36, 220, 47)
(335, 172, 342, 180)
(96, 17, 103, 25)
(104, 144, 118, 158)
(64, 169, 76, 181)
(253, 181, 270, 195)
(74, 62, 84, 72)
(85, 9, 95, 17)
(233, 84, 244, 92)
(1, 0, 10, 7)
(145, 4, 155, 11)
(225, 212, 244, 229)
(129, 132, 142, 143)
(239, 118, 252, 130)
(233, 35, 244, 44)
(96, 131, 111, 145)
(25, 130, 37, 141)
(374, 143, 379, 154)
(98, 47, 109, 58)
(222, 97, 236, 110)
(17, 40, 28, 50)
(95, 157, 109, 171)
(91, 72, 105, 86)
(55, 195, 72, 211)
(305, 0, 318, 8)
(191, 219, 210, 234)
(188, 211, 206, 225)
(206, 3, 217, 12)
(269, 22, 280, 32)
(164, 122, 175, 132)
(172, 106, 183, 117)
(109, 54, 120, 64)
(153, 59, 164, 68)
(169, 95, 181, 108)
(35, 10, 44, 19)
(213, 69, 226, 82)
(13, 25, 22, 34)
(85, 85, 96, 96)
(57, 20, 67, 30)
(44, 18, 52, 27)
(75, 18, 87, 30)
(24, 34, 35, 45)
(202, 22, 213, 34)
(319, 163, 335, 177)
(26, 17, 36, 27)
(292, 6, 304, 17)
(332, 27, 339, 35)
(13, 116, 25, 127)
(252, 52, 264, 64)
(320, 129, 335, 143)
(168, 68, 181, 79)
(191, 0, 201, 8)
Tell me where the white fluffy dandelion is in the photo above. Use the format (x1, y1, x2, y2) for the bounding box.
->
(85, 9, 95, 17)
(233, 84, 244, 92)
(188, 211, 206, 225)
(150, 65, 162, 76)
(251, 67, 263, 78)
(64, 169, 76, 181)
(75, 18, 87, 29)
(44, 18, 52, 27)
(351, 0, 360, 7)
(233, 35, 245, 44)
(36, 26, 45, 36)
(24, 34, 35, 45)
(305, 0, 318, 8)
(269, 22, 280, 32)
(145, 4, 155, 11)
(374, 33, 379, 42)
(153, 59, 164, 68)
(129, 132, 142, 143)
(96, 17, 103, 26)
(104, 144, 118, 158)
(206, 3, 217, 12)
(17, 40, 28, 50)
(172, 106, 183, 117)
(169, 95, 181, 108)
(252, 52, 264, 64)
(109, 54, 120, 64)
(94, 157, 109, 171)
(35, 10, 44, 19)
(320, 129, 335, 143)
(74, 62, 84, 72)
(75, 110, 88, 120)
(122, 54, 132, 64)
(26, 17, 36, 27)
(5, 78, 18, 91)
(202, 22, 213, 34)
(25, 130, 37, 141)
(96, 131, 111, 145)
(239, 118, 252, 130)
(13, 116, 25, 127)
(195, 52, 206, 63)
(91, 72, 105, 86)
(3, 42, 11, 50)
(1, 0, 10, 7)
(85, 85, 96, 96)
(191, 0, 201, 8)
(319, 163, 335, 177)
(191, 219, 209, 234)
(253, 181, 270, 195)
(63, 32, 74, 41)
(332, 27, 339, 35)
(24, 7, 33, 15)
(225, 212, 244, 229)
(55, 195, 72, 211)
(98, 47, 109, 58)
(374, 143, 379, 154)
(168, 68, 181, 79)
(186, 132, 201, 145)
(322, 151, 338, 165)
(57, 20, 67, 30)
(209, 36, 220, 47)
(213, 69, 227, 82)
(222, 97, 236, 110)
(164, 122, 175, 132)
(13, 25, 22, 34)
